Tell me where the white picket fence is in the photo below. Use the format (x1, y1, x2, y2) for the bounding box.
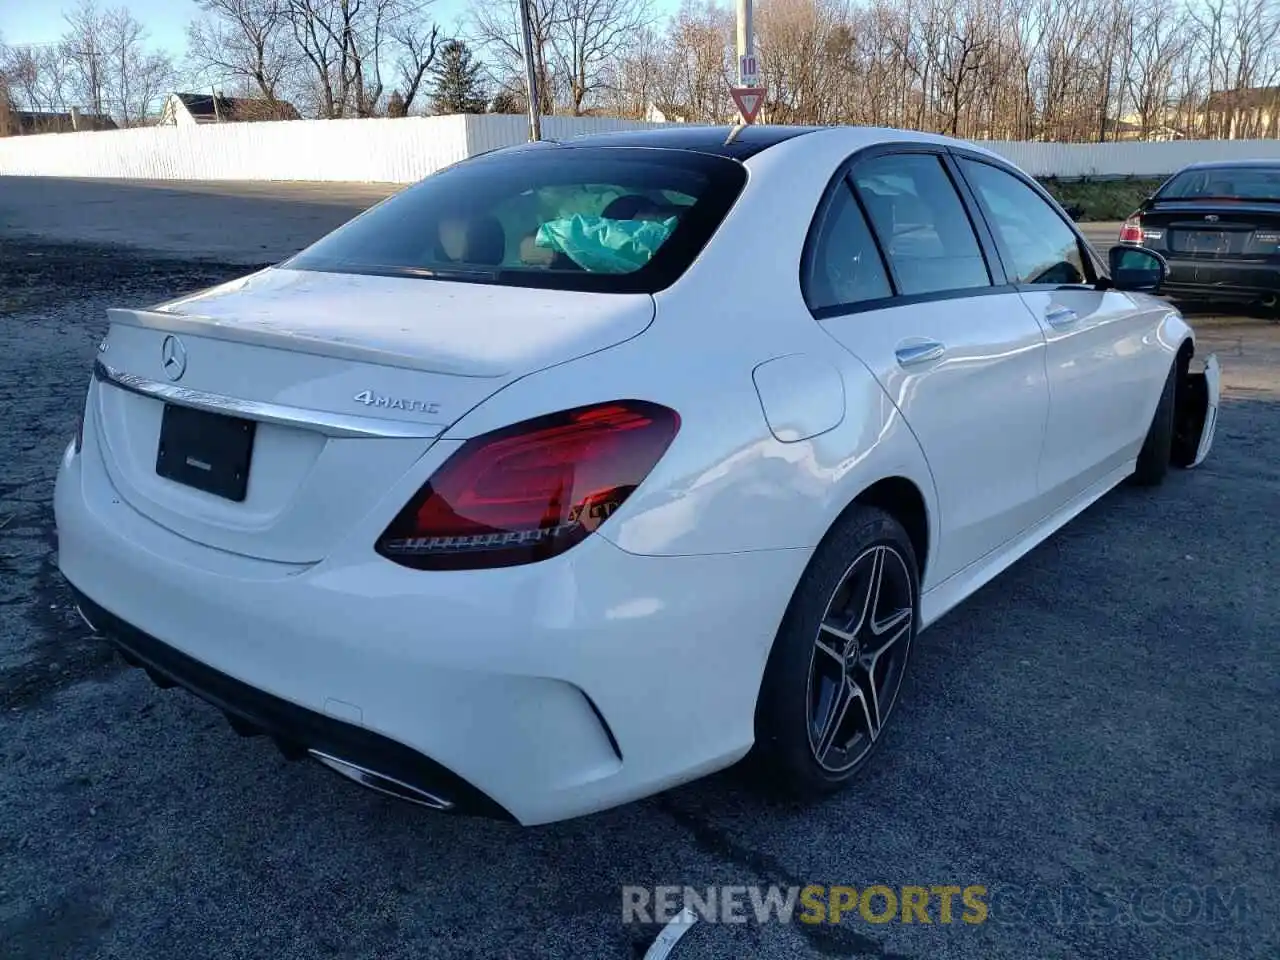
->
(2, 113, 1279, 183)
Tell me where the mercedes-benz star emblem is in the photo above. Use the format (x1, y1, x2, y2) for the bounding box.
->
(161, 335, 187, 381)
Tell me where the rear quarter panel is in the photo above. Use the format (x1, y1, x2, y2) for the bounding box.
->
(440, 132, 942, 583)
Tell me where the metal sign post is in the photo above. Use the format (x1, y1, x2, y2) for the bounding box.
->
(732, 0, 766, 124)
(736, 0, 754, 85)
(517, 0, 542, 141)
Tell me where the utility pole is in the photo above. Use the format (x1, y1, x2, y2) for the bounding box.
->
(72, 39, 103, 117)
(517, 0, 542, 141)
(735, 0, 754, 89)
(730, 0, 765, 125)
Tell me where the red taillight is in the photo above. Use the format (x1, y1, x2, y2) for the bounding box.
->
(376, 400, 680, 570)
(1119, 216, 1144, 244)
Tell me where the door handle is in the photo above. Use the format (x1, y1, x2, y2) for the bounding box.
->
(1045, 306, 1078, 327)
(894, 340, 946, 367)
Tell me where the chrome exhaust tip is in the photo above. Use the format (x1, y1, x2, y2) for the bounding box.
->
(307, 750, 455, 811)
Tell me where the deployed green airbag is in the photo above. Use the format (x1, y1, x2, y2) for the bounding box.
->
(535, 215, 678, 273)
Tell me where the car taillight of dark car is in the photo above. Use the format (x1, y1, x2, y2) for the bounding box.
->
(1119, 217, 1144, 244)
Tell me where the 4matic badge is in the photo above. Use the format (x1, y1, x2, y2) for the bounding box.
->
(353, 390, 441, 415)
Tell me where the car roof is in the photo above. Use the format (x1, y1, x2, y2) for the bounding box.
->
(490, 124, 999, 165)
(1174, 159, 1280, 172)
(499, 124, 832, 161)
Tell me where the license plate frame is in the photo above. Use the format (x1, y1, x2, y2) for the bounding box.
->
(155, 403, 256, 502)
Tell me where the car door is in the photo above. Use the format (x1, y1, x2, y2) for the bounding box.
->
(952, 154, 1167, 505)
(804, 147, 1051, 586)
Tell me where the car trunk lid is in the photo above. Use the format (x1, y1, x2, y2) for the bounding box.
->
(1140, 200, 1280, 260)
(90, 267, 655, 564)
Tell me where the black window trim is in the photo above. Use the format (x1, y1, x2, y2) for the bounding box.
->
(947, 147, 1107, 291)
(799, 141, 1020, 321)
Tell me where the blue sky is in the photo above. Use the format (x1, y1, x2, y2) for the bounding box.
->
(1, 0, 475, 53)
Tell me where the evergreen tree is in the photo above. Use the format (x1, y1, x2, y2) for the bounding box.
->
(386, 90, 407, 118)
(429, 40, 488, 115)
(489, 89, 522, 115)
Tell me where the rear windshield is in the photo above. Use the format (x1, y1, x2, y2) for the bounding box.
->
(286, 145, 747, 293)
(1157, 166, 1280, 202)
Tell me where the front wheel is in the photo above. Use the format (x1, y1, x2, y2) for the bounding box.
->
(753, 506, 919, 798)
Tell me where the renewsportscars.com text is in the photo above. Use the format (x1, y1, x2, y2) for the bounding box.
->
(622, 883, 1251, 927)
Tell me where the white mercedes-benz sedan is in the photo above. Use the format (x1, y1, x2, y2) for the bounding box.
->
(55, 125, 1221, 826)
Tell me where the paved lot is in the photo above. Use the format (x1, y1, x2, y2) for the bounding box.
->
(1, 180, 1277, 960)
(0, 177, 402, 264)
(0, 176, 1121, 266)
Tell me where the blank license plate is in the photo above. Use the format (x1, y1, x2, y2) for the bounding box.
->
(1182, 230, 1228, 253)
(155, 404, 256, 502)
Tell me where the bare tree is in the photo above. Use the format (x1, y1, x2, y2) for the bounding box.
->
(0, 35, 13, 136)
(187, 0, 298, 102)
(42, 1, 174, 123)
(10, 0, 1280, 140)
(1128, 0, 1190, 137)
(597, 23, 665, 117)
(0, 44, 70, 115)
(388, 12, 441, 113)
(754, 0, 849, 125)
(468, 0, 561, 112)
(285, 0, 342, 115)
(550, 0, 653, 114)
(63, 0, 109, 115)
(2, 45, 45, 112)
(281, 0, 433, 117)
(650, 0, 734, 122)
(100, 8, 174, 124)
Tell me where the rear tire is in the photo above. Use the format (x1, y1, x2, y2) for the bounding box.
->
(752, 505, 919, 799)
(1131, 360, 1176, 487)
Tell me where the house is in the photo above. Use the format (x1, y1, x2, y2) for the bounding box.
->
(159, 92, 301, 126)
(2, 108, 117, 136)
(1199, 86, 1280, 139)
(1103, 117, 1184, 142)
(644, 102, 689, 124)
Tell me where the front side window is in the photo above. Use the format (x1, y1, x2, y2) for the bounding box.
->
(959, 159, 1090, 286)
(850, 153, 992, 296)
(286, 146, 747, 294)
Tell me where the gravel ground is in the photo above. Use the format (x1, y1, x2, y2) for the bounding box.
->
(1, 223, 1277, 960)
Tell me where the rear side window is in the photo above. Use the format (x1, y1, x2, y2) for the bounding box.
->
(804, 183, 893, 311)
(850, 154, 991, 296)
(1158, 166, 1280, 202)
(286, 146, 747, 294)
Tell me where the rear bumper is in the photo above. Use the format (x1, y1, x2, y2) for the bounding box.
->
(1161, 257, 1280, 301)
(73, 589, 515, 820)
(54, 437, 810, 825)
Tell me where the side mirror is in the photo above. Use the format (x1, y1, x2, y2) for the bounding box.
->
(1108, 245, 1167, 293)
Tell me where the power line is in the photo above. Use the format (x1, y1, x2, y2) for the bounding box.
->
(2, 40, 66, 50)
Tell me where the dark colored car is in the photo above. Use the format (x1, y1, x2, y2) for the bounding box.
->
(1119, 159, 1280, 316)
